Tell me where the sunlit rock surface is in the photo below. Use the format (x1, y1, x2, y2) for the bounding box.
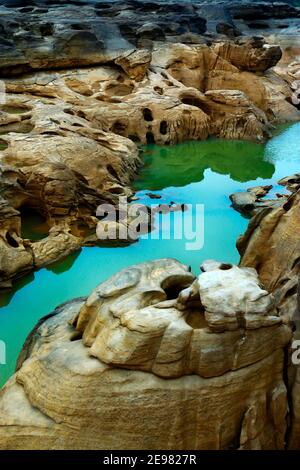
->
(1, 28, 299, 287)
(238, 188, 300, 449)
(0, 0, 299, 288)
(0, 258, 293, 449)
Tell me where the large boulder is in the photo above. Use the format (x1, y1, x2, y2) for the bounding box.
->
(0, 259, 292, 449)
(238, 189, 300, 448)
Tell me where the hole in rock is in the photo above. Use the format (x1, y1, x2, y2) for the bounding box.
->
(162, 277, 193, 300)
(108, 186, 124, 195)
(154, 86, 163, 95)
(72, 122, 84, 128)
(1, 105, 29, 114)
(128, 134, 140, 143)
(279, 277, 289, 286)
(70, 330, 83, 342)
(181, 95, 204, 109)
(243, 203, 255, 214)
(63, 108, 75, 116)
(20, 208, 49, 241)
(76, 110, 87, 119)
(19, 7, 34, 13)
(219, 263, 233, 270)
(34, 8, 48, 14)
(111, 121, 127, 136)
(71, 23, 88, 31)
(292, 257, 300, 270)
(40, 131, 61, 136)
(105, 83, 134, 97)
(107, 164, 119, 181)
(160, 120, 168, 135)
(5, 232, 19, 248)
(143, 108, 153, 122)
(285, 284, 298, 298)
(163, 79, 174, 87)
(0, 121, 34, 135)
(7, 22, 19, 32)
(146, 131, 155, 144)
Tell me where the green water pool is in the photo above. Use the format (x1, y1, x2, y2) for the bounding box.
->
(1, 123, 300, 386)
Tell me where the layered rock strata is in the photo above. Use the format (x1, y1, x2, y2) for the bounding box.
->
(1, 32, 299, 288)
(237, 184, 300, 449)
(0, 0, 299, 450)
(0, 258, 293, 449)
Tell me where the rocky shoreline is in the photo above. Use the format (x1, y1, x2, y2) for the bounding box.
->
(0, 1, 300, 289)
(0, 253, 298, 449)
(0, 0, 300, 450)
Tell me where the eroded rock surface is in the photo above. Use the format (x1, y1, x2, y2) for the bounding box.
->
(237, 187, 300, 448)
(0, 258, 293, 449)
(0, 0, 299, 451)
(230, 184, 287, 217)
(0, 33, 298, 287)
(0, 94, 141, 287)
(0, 1, 299, 288)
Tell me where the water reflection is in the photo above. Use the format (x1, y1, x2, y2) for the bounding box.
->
(1, 123, 300, 387)
(46, 250, 81, 275)
(135, 139, 275, 190)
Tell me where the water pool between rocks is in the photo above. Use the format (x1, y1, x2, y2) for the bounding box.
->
(0, 122, 300, 386)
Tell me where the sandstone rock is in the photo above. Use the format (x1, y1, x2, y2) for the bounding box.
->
(0, 196, 33, 287)
(0, 92, 141, 287)
(204, 89, 268, 141)
(239, 190, 300, 297)
(230, 184, 283, 217)
(216, 22, 242, 38)
(136, 23, 165, 41)
(0, 0, 206, 75)
(213, 37, 282, 72)
(151, 41, 299, 138)
(238, 188, 300, 448)
(0, 1, 299, 290)
(196, 263, 280, 332)
(278, 173, 300, 192)
(0, 31, 299, 287)
(0, 258, 292, 449)
(115, 49, 151, 81)
(0, 0, 299, 450)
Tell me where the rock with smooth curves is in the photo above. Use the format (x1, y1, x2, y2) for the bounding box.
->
(0, 258, 293, 449)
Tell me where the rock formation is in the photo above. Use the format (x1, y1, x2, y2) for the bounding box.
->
(0, 258, 293, 449)
(0, 0, 300, 451)
(0, 1, 299, 288)
(236, 182, 300, 449)
(230, 184, 287, 217)
(0, 93, 141, 288)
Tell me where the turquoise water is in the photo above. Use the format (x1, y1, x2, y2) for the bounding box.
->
(1, 123, 300, 386)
